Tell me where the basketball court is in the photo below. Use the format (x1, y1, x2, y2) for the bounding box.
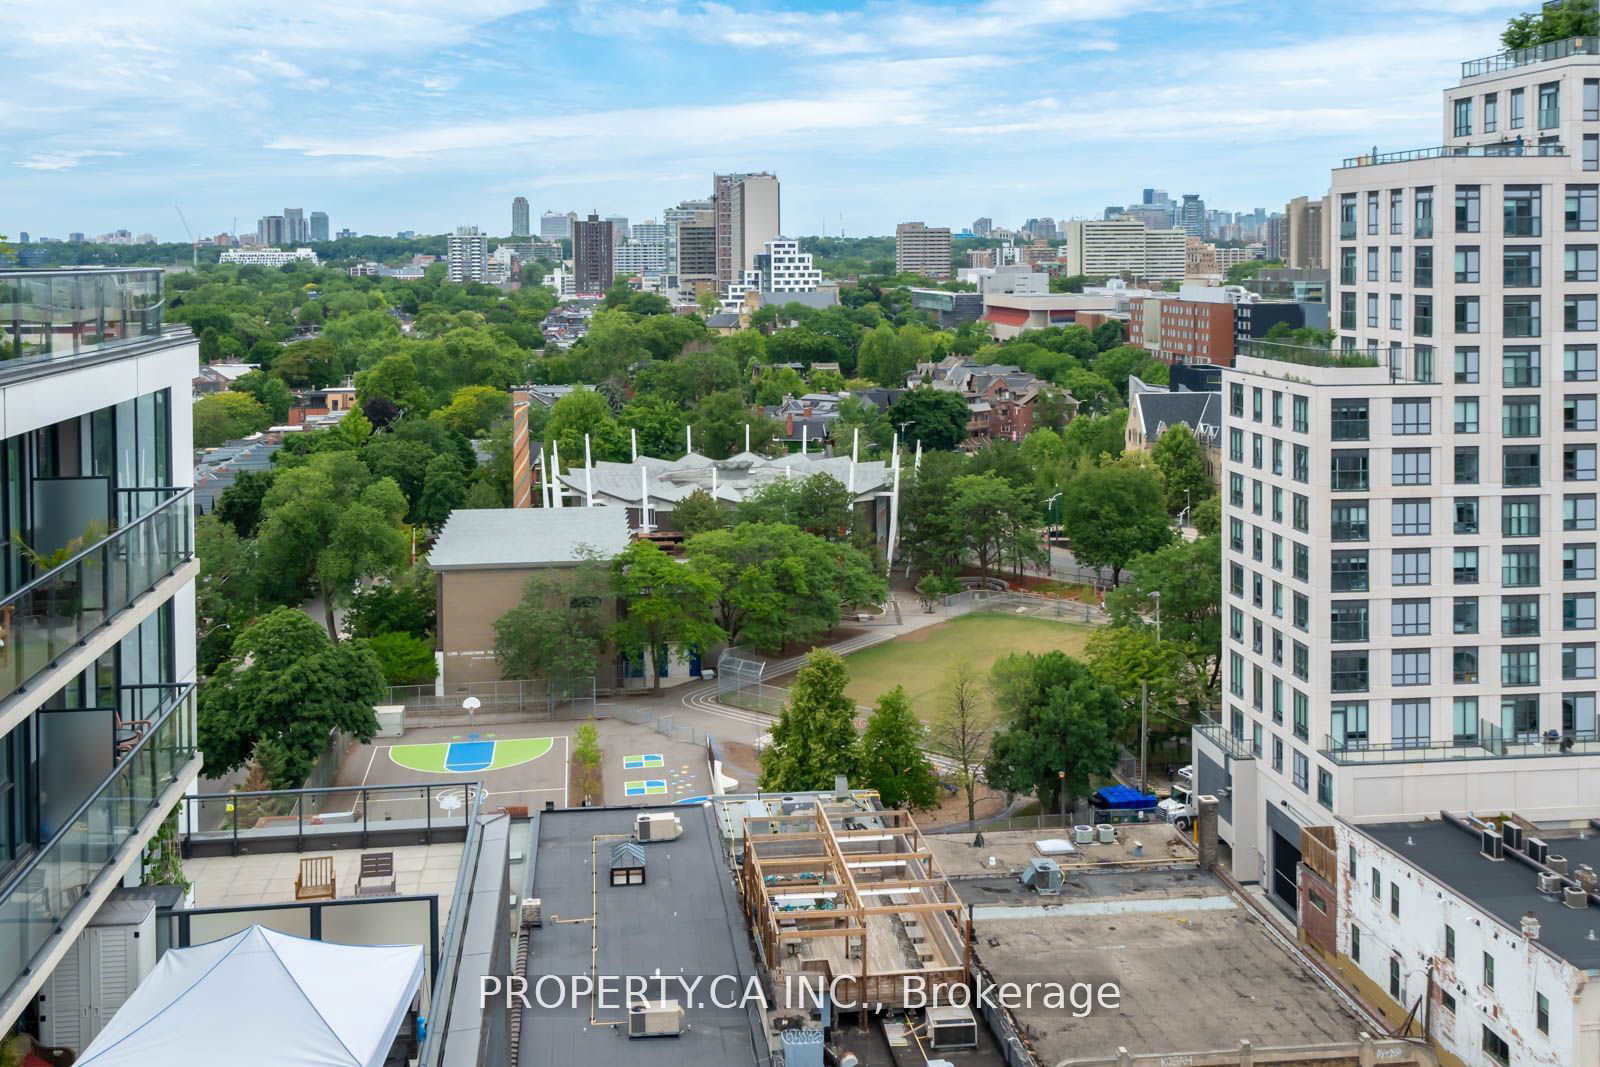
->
(334, 724, 570, 812)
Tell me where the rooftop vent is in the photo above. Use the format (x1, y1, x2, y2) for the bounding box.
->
(1551, 853, 1570, 875)
(1565, 886, 1589, 910)
(1580, 866, 1600, 895)
(1481, 829, 1504, 861)
(628, 999, 683, 1038)
(1539, 871, 1565, 895)
(1522, 911, 1542, 940)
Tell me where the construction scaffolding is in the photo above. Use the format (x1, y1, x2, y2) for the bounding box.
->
(740, 805, 969, 1019)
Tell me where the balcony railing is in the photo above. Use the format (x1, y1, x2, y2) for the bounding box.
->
(0, 269, 166, 373)
(1339, 143, 1567, 169)
(1323, 719, 1600, 764)
(0, 487, 193, 707)
(1463, 36, 1600, 79)
(1238, 340, 1380, 369)
(1194, 708, 1256, 760)
(0, 682, 195, 988)
(181, 779, 481, 856)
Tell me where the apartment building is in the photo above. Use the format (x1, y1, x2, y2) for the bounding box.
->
(663, 199, 715, 292)
(1062, 219, 1187, 281)
(894, 222, 952, 279)
(1285, 195, 1330, 269)
(752, 237, 822, 292)
(1206, 33, 1600, 915)
(218, 247, 318, 267)
(446, 225, 487, 283)
(713, 172, 781, 289)
(572, 213, 614, 296)
(0, 269, 201, 1029)
(1129, 284, 1308, 366)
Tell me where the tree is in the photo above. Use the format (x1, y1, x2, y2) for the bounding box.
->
(928, 661, 995, 824)
(346, 568, 436, 639)
(984, 652, 1123, 813)
(947, 473, 1044, 577)
(214, 468, 276, 538)
(1503, 0, 1597, 48)
(416, 453, 467, 530)
(1060, 463, 1171, 585)
(431, 385, 509, 438)
(914, 572, 960, 612)
(759, 649, 862, 791)
(692, 390, 779, 458)
(733, 473, 855, 541)
(364, 631, 438, 686)
(1104, 534, 1223, 697)
(193, 391, 270, 447)
(1060, 369, 1116, 415)
(669, 489, 726, 536)
(1061, 409, 1127, 466)
(696, 290, 721, 316)
(1191, 495, 1222, 537)
(1092, 345, 1161, 400)
(198, 607, 386, 788)
(545, 388, 627, 465)
(571, 720, 602, 803)
(1149, 424, 1214, 517)
(230, 371, 293, 423)
(620, 393, 690, 458)
(890, 386, 970, 451)
(608, 540, 723, 692)
(493, 560, 611, 681)
(861, 686, 938, 810)
(355, 352, 430, 415)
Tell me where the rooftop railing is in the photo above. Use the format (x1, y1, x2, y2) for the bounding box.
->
(1194, 708, 1256, 761)
(1237, 339, 1381, 369)
(180, 779, 481, 856)
(1462, 35, 1600, 79)
(1339, 142, 1567, 169)
(0, 269, 167, 373)
(1322, 722, 1600, 764)
(0, 486, 193, 707)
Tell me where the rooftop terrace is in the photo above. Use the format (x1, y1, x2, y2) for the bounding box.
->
(0, 268, 173, 375)
(1461, 34, 1600, 80)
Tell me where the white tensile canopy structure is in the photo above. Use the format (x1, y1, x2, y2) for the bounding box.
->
(77, 925, 424, 1067)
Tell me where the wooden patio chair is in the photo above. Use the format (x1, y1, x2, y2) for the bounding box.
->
(356, 851, 397, 897)
(295, 855, 336, 900)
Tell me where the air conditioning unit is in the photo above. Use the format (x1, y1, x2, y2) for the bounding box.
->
(635, 812, 682, 843)
(1565, 886, 1589, 910)
(1480, 829, 1504, 861)
(38, 898, 157, 1049)
(1550, 853, 1570, 875)
(628, 999, 683, 1038)
(1579, 866, 1599, 894)
(926, 1005, 979, 1050)
(1539, 871, 1564, 895)
(1527, 837, 1550, 865)
(1502, 823, 1524, 851)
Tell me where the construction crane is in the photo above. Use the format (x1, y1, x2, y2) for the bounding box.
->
(174, 206, 197, 267)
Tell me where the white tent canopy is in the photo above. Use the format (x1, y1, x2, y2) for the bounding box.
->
(78, 925, 424, 1067)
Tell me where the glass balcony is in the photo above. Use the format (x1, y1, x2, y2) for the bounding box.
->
(1339, 143, 1567, 168)
(0, 487, 192, 705)
(1462, 36, 1600, 79)
(0, 683, 195, 986)
(0, 270, 165, 375)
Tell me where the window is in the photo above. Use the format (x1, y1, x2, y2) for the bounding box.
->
(1540, 81, 1560, 128)
(1454, 547, 1480, 584)
(1339, 246, 1355, 285)
(1566, 543, 1597, 580)
(1589, 78, 1600, 121)
(1568, 185, 1598, 232)
(1367, 292, 1379, 328)
(1588, 134, 1600, 172)
(1568, 395, 1598, 431)
(1455, 346, 1480, 383)
(1332, 500, 1369, 541)
(1252, 388, 1263, 422)
(1293, 543, 1308, 581)
(1331, 702, 1367, 747)
(1455, 697, 1480, 740)
(1272, 391, 1282, 427)
(1366, 192, 1379, 235)
(1395, 700, 1431, 748)
(1505, 185, 1542, 236)
(1504, 346, 1542, 387)
(1538, 992, 1550, 1035)
(1455, 597, 1479, 633)
(1392, 399, 1430, 435)
(1570, 344, 1599, 381)
(1454, 647, 1479, 684)
(1393, 650, 1431, 686)
(1504, 397, 1541, 437)
(1365, 246, 1379, 282)
(1415, 245, 1434, 286)
(1565, 642, 1597, 679)
(1393, 599, 1430, 636)
(1503, 647, 1539, 686)
(1330, 399, 1369, 440)
(1503, 596, 1540, 636)
(1504, 546, 1541, 586)
(1505, 445, 1542, 487)
(1504, 695, 1540, 739)
(1567, 443, 1598, 481)
(1317, 768, 1332, 808)
(1484, 91, 1499, 132)
(1484, 951, 1496, 990)
(1331, 652, 1369, 693)
(1331, 601, 1369, 642)
(1504, 245, 1541, 286)
(1392, 498, 1430, 536)
(1293, 641, 1309, 680)
(1571, 295, 1600, 332)
(1393, 449, 1431, 486)
(1444, 924, 1456, 961)
(1416, 187, 1434, 237)
(1292, 444, 1308, 482)
(1332, 450, 1369, 491)
(1332, 551, 1368, 592)
(1230, 383, 1244, 417)
(1567, 494, 1598, 530)
(1394, 549, 1431, 586)
(1389, 246, 1403, 281)
(1454, 246, 1480, 282)
(1391, 293, 1405, 330)
(1567, 592, 1597, 630)
(1504, 295, 1541, 337)
(1569, 245, 1598, 282)
(1289, 749, 1309, 791)
(1455, 185, 1480, 232)
(1442, 989, 1456, 1014)
(1503, 496, 1541, 537)
(1456, 497, 1479, 534)
(1455, 295, 1479, 333)
(1292, 396, 1308, 432)
(1484, 1026, 1509, 1067)
(1293, 494, 1309, 532)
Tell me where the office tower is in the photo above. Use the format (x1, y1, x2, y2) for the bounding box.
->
(309, 211, 329, 243)
(1265, 213, 1286, 262)
(257, 215, 285, 246)
(0, 264, 200, 1031)
(605, 216, 630, 242)
(712, 172, 781, 288)
(16, 233, 27, 244)
(283, 208, 306, 244)
(446, 225, 487, 283)
(665, 199, 716, 291)
(1142, 188, 1160, 205)
(894, 222, 953, 279)
(1209, 31, 1600, 912)
(1062, 219, 1187, 281)
(1282, 195, 1329, 270)
(540, 211, 575, 241)
(572, 213, 614, 295)
(972, 217, 993, 238)
(1179, 194, 1207, 238)
(68, 232, 84, 242)
(511, 197, 530, 238)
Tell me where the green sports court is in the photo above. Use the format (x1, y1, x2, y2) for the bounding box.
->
(389, 735, 555, 774)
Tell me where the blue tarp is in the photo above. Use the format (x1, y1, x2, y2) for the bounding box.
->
(1091, 786, 1158, 810)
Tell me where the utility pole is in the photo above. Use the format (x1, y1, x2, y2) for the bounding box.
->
(1141, 590, 1162, 795)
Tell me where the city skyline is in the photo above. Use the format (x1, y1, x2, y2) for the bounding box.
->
(3, 0, 1518, 240)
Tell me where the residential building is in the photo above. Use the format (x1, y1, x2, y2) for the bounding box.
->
(612, 237, 667, 277)
(446, 225, 487, 283)
(1180, 194, 1208, 238)
(713, 172, 781, 288)
(894, 221, 952, 279)
(1265, 213, 1287, 261)
(68, 232, 83, 243)
(539, 211, 575, 241)
(0, 268, 201, 1032)
(395, 229, 415, 240)
(218, 247, 318, 266)
(1284, 195, 1330, 269)
(1207, 21, 1600, 916)
(664, 199, 716, 291)
(1063, 219, 1188, 281)
(255, 215, 285, 246)
(972, 216, 993, 237)
(282, 208, 306, 244)
(308, 211, 328, 242)
(511, 196, 530, 238)
(572, 213, 614, 296)
(1130, 285, 1314, 367)
(603, 215, 629, 243)
(751, 237, 822, 291)
(1125, 373, 1223, 487)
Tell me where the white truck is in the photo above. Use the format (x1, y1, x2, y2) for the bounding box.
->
(1156, 765, 1196, 832)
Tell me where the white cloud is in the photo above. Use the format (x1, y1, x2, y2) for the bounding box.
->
(12, 149, 122, 171)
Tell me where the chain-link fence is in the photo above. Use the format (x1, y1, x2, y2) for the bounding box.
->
(382, 676, 598, 723)
(941, 589, 1109, 624)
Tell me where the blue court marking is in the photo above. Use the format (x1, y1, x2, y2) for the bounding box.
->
(623, 754, 665, 770)
(444, 741, 495, 772)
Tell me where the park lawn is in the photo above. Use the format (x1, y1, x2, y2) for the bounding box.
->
(842, 613, 1091, 720)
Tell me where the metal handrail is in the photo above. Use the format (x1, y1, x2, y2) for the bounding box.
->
(1462, 36, 1600, 79)
(417, 785, 487, 1066)
(1339, 143, 1567, 168)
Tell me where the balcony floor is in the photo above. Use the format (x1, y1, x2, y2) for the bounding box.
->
(185, 842, 465, 912)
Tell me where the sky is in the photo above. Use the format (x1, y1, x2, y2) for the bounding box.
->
(1, 0, 1526, 242)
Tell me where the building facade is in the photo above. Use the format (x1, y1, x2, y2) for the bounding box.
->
(0, 268, 201, 1029)
(572, 213, 614, 296)
(713, 172, 781, 289)
(309, 211, 329, 243)
(894, 222, 952, 279)
(752, 237, 822, 292)
(446, 225, 487, 283)
(539, 211, 575, 241)
(219, 247, 318, 267)
(1063, 219, 1188, 281)
(1180, 194, 1208, 238)
(511, 197, 530, 238)
(1284, 195, 1329, 270)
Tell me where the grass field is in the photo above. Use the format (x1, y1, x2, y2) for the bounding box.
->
(842, 613, 1091, 719)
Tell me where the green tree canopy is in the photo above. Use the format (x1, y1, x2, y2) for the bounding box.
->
(194, 391, 270, 447)
(230, 371, 293, 423)
(759, 649, 862, 791)
(984, 651, 1124, 812)
(608, 539, 723, 691)
(1148, 424, 1215, 517)
(890, 386, 970, 451)
(861, 685, 938, 810)
(1503, 0, 1597, 48)
(1060, 462, 1171, 585)
(493, 559, 611, 681)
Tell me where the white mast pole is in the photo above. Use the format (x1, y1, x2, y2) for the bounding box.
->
(801, 423, 808, 456)
(631, 426, 638, 462)
(640, 465, 651, 533)
(744, 423, 750, 453)
(848, 427, 859, 494)
(550, 439, 562, 508)
(914, 438, 923, 471)
(686, 424, 693, 455)
(886, 440, 903, 568)
(584, 433, 594, 507)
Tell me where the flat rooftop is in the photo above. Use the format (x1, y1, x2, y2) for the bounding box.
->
(972, 872, 1364, 1062)
(926, 824, 1192, 879)
(1360, 817, 1600, 971)
(187, 842, 465, 911)
(427, 506, 631, 569)
(517, 803, 764, 1067)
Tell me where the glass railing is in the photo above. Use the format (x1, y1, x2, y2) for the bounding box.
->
(0, 487, 192, 706)
(0, 270, 166, 373)
(182, 779, 479, 853)
(1340, 143, 1567, 168)
(1194, 709, 1255, 760)
(0, 683, 195, 988)
(1462, 36, 1600, 79)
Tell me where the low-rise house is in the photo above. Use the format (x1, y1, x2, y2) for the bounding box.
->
(1124, 373, 1223, 486)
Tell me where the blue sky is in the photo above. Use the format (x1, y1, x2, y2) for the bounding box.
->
(3, 0, 1523, 242)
